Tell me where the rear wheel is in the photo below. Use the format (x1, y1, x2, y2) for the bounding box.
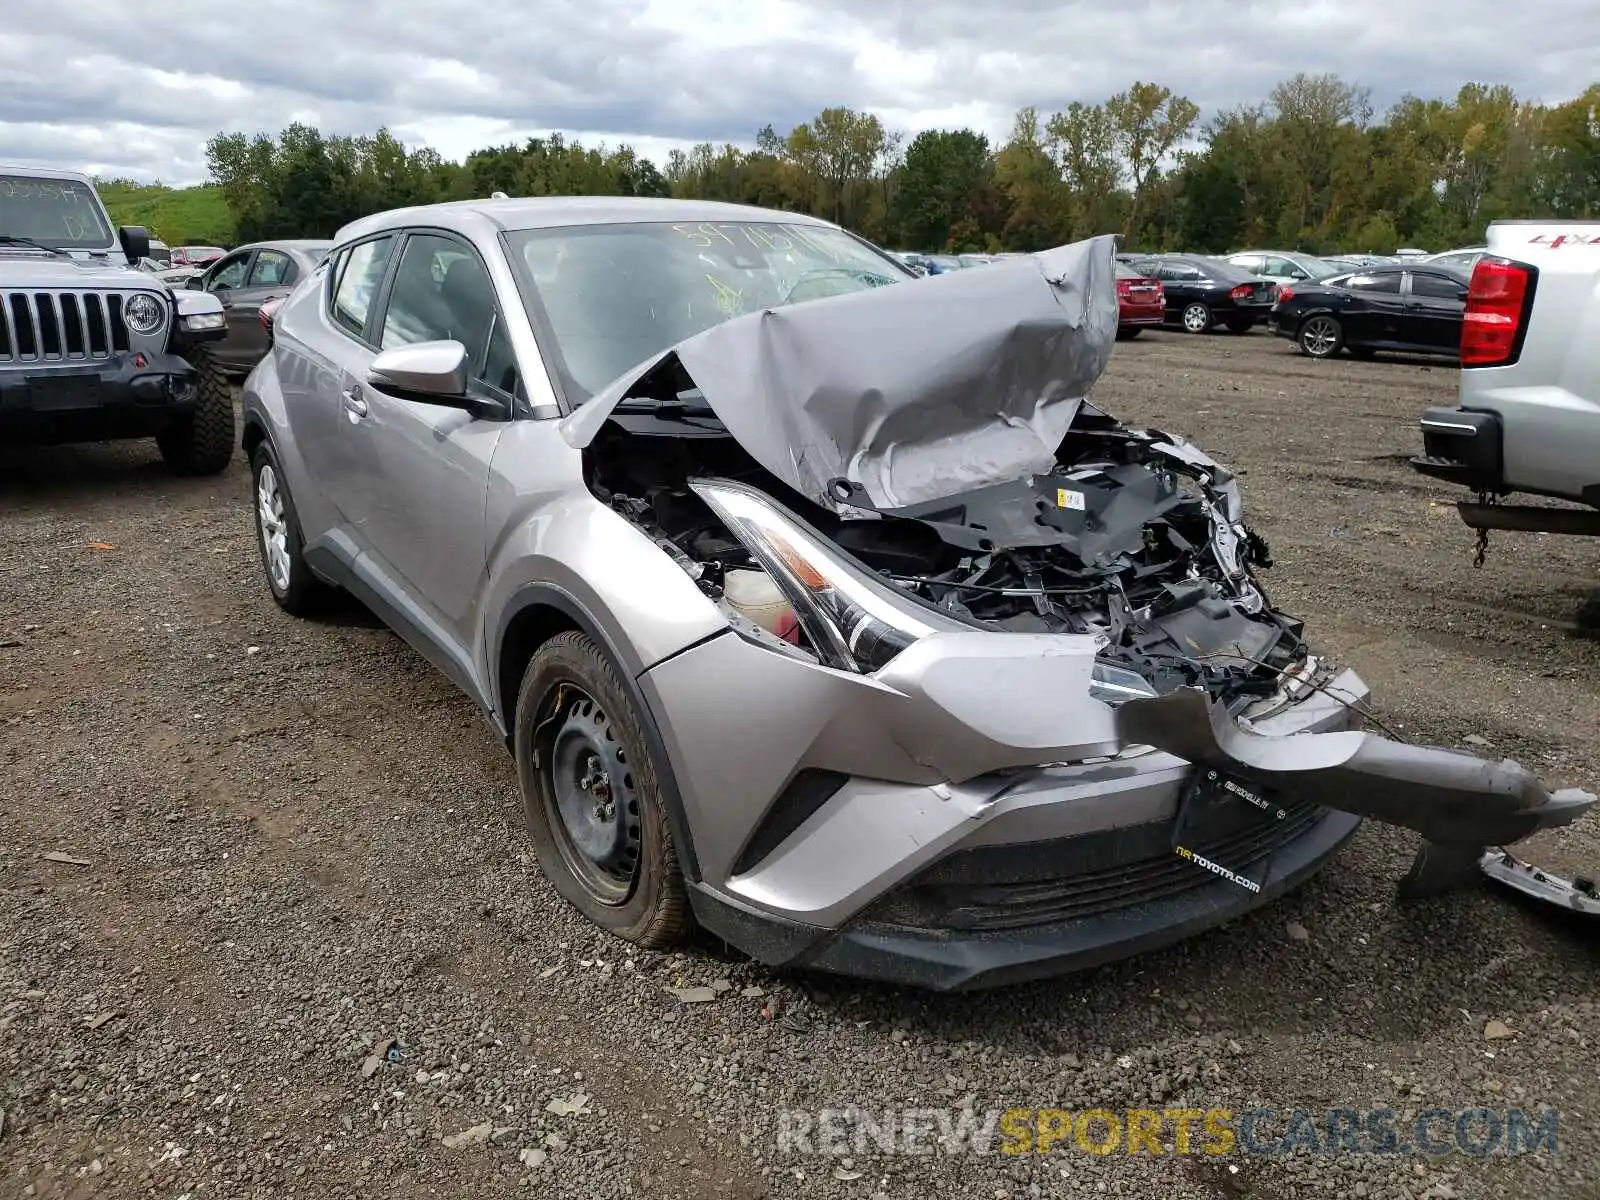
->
(1225, 318, 1254, 334)
(157, 346, 234, 475)
(1297, 315, 1343, 358)
(1181, 302, 1213, 334)
(1116, 327, 1142, 340)
(250, 441, 327, 616)
(514, 631, 693, 949)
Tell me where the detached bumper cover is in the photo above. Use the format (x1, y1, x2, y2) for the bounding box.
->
(1114, 687, 1594, 849)
(1479, 849, 1600, 917)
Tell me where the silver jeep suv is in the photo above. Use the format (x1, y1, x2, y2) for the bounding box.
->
(241, 197, 1591, 990)
(0, 165, 233, 473)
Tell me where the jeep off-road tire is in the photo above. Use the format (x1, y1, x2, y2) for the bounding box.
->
(157, 347, 235, 475)
(514, 630, 693, 950)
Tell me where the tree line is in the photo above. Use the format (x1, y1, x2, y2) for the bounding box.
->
(103, 74, 1599, 255)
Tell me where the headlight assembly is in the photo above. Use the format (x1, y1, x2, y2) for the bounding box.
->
(689, 478, 970, 674)
(1088, 659, 1158, 705)
(122, 292, 167, 335)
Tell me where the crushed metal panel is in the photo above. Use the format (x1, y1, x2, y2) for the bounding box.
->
(1116, 687, 1595, 848)
(564, 235, 1120, 512)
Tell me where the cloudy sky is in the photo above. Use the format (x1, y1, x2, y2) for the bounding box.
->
(2, 0, 1595, 186)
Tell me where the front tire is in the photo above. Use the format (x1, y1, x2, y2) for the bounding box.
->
(1297, 315, 1343, 359)
(158, 346, 235, 475)
(250, 441, 325, 616)
(1181, 302, 1213, 334)
(514, 631, 692, 949)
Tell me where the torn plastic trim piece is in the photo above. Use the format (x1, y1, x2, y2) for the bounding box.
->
(1479, 849, 1600, 916)
(1114, 687, 1596, 849)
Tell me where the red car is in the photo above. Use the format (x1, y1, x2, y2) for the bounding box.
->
(1115, 262, 1165, 337)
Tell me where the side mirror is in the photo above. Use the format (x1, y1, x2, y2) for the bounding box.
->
(185, 276, 204, 291)
(118, 225, 151, 266)
(367, 340, 507, 419)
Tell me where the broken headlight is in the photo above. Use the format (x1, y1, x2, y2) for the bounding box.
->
(1089, 660, 1158, 705)
(689, 478, 969, 674)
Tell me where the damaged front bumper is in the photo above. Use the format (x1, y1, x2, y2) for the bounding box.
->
(650, 630, 1593, 990)
(1116, 687, 1595, 897)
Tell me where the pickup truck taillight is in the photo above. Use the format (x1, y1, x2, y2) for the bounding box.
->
(1461, 257, 1536, 367)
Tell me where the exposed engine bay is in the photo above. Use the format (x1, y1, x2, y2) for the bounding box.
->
(585, 366, 1304, 704)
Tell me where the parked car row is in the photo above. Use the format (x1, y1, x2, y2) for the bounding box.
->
(1121, 254, 1278, 333)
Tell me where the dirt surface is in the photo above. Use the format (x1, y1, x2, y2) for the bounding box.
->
(3, 328, 1598, 1200)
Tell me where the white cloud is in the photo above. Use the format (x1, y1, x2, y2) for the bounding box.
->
(0, 0, 1593, 184)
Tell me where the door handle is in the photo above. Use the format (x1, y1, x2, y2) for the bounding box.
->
(342, 386, 369, 419)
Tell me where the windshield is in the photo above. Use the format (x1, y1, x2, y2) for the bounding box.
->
(0, 174, 115, 250)
(506, 220, 911, 401)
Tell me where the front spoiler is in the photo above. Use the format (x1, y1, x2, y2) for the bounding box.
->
(1117, 687, 1595, 893)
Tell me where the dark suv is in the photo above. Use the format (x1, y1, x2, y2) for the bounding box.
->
(0, 165, 235, 473)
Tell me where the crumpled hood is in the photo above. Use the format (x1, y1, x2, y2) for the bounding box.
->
(564, 235, 1120, 512)
(0, 252, 157, 291)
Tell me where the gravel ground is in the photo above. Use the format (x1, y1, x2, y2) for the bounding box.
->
(2, 328, 1597, 1200)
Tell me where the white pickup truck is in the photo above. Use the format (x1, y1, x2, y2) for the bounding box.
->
(1410, 219, 1600, 915)
(1412, 220, 1600, 549)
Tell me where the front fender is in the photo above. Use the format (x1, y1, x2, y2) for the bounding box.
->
(481, 488, 730, 689)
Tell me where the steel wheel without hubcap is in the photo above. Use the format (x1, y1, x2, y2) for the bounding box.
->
(1182, 303, 1211, 333)
(1299, 316, 1341, 358)
(256, 463, 291, 594)
(546, 690, 641, 905)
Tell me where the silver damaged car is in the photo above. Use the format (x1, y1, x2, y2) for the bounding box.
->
(241, 198, 1593, 990)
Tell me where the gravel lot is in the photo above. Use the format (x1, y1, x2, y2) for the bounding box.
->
(3, 329, 1597, 1200)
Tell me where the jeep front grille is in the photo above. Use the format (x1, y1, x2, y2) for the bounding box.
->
(0, 291, 131, 362)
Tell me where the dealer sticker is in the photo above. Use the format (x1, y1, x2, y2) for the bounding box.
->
(1056, 488, 1086, 510)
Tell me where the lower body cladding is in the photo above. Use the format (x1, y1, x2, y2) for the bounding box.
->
(638, 630, 1593, 991)
(0, 351, 201, 444)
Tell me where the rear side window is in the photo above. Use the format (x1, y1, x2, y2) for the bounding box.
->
(330, 236, 395, 337)
(1410, 273, 1467, 300)
(1346, 273, 1401, 293)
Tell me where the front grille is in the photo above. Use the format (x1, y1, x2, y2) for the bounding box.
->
(865, 801, 1324, 933)
(0, 291, 131, 362)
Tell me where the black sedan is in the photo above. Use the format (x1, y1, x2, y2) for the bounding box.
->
(1126, 254, 1278, 333)
(1269, 264, 1469, 360)
(185, 239, 333, 376)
